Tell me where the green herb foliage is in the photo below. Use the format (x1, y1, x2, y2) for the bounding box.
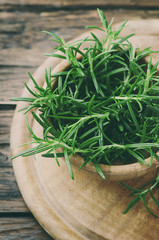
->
(11, 9, 159, 215)
(120, 174, 159, 218)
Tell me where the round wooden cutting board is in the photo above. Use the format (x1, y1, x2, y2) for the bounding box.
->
(11, 19, 159, 240)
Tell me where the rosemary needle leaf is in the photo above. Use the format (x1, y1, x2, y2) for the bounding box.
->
(94, 162, 106, 179)
(42, 152, 65, 158)
(120, 181, 141, 192)
(90, 32, 103, 48)
(142, 195, 159, 218)
(24, 82, 38, 97)
(64, 148, 74, 180)
(152, 152, 159, 161)
(126, 102, 140, 132)
(123, 196, 140, 214)
(10, 97, 35, 102)
(97, 8, 108, 30)
(52, 71, 68, 77)
(11, 145, 51, 159)
(126, 149, 146, 165)
(149, 190, 159, 207)
(88, 52, 99, 93)
(53, 150, 61, 166)
(115, 19, 128, 37)
(42, 148, 61, 166)
(41, 31, 63, 44)
(31, 111, 59, 138)
(44, 53, 66, 59)
(26, 116, 37, 139)
(79, 136, 101, 149)
(28, 72, 39, 88)
(86, 26, 105, 32)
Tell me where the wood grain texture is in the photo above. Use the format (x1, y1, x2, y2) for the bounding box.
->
(0, 109, 29, 213)
(0, 110, 14, 144)
(1, 0, 159, 8)
(0, 145, 10, 168)
(0, 217, 53, 240)
(0, 167, 29, 213)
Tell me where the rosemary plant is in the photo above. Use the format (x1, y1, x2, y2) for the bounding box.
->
(11, 9, 159, 216)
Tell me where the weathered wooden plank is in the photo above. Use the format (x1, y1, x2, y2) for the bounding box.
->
(0, 145, 11, 168)
(0, 102, 16, 110)
(0, 110, 14, 144)
(0, 167, 18, 199)
(1, 0, 159, 8)
(0, 108, 35, 213)
(0, 0, 62, 7)
(0, 198, 27, 214)
(1, 9, 159, 54)
(0, 166, 29, 213)
(0, 109, 28, 212)
(0, 66, 36, 102)
(0, 217, 53, 240)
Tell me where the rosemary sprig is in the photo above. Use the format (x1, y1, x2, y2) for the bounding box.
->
(11, 9, 159, 215)
(121, 174, 159, 218)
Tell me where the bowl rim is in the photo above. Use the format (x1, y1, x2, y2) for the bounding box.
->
(70, 152, 159, 180)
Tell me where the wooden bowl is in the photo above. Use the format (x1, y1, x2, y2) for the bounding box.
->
(40, 52, 159, 182)
(11, 19, 159, 240)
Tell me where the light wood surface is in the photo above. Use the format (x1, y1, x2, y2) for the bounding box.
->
(1, 1, 159, 239)
(10, 20, 159, 240)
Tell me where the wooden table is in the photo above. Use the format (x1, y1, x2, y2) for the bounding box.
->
(1, 1, 159, 239)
